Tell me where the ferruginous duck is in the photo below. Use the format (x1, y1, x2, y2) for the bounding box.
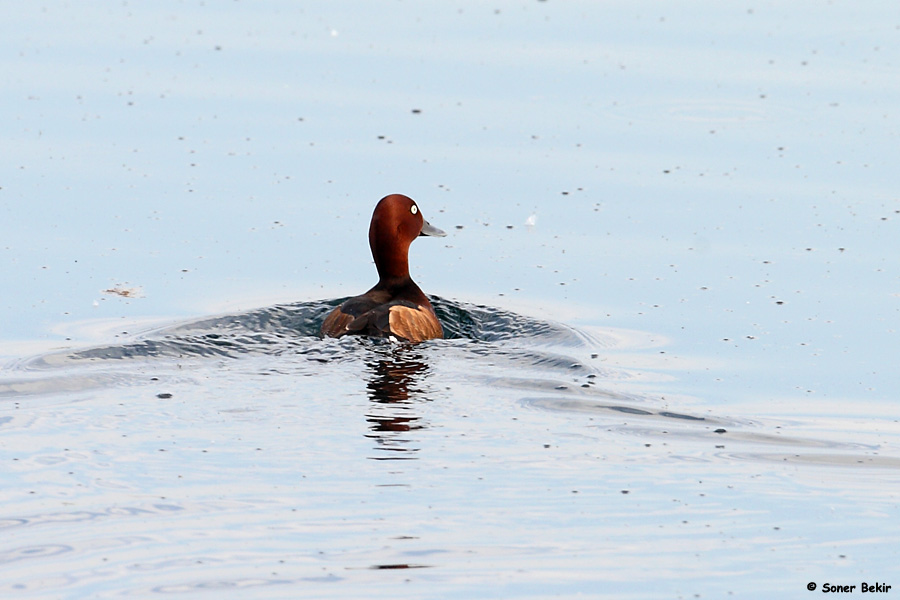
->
(320, 194, 446, 342)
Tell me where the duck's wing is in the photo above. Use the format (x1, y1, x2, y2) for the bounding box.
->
(320, 305, 356, 337)
(386, 302, 443, 342)
(320, 294, 382, 338)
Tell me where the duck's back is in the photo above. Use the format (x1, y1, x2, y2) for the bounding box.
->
(320, 291, 443, 342)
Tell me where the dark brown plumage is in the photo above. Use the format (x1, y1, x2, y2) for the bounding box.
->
(320, 194, 445, 342)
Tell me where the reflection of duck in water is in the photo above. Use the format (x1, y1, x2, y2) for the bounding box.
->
(365, 348, 431, 459)
(320, 194, 446, 343)
(367, 352, 428, 405)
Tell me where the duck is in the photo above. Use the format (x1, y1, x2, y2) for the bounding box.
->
(320, 194, 446, 342)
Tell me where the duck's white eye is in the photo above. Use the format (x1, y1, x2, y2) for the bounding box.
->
(410, 205, 418, 215)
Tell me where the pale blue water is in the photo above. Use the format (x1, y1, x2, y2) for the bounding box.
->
(2, 1, 899, 598)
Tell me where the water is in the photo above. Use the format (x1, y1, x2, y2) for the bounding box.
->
(2, 298, 898, 598)
(2, 1, 899, 598)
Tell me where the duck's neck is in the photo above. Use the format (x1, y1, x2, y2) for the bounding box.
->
(375, 267, 412, 289)
(371, 241, 411, 286)
(372, 252, 429, 306)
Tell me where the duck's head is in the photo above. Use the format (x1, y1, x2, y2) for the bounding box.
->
(369, 194, 445, 282)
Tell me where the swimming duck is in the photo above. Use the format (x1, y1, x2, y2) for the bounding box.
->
(320, 194, 446, 342)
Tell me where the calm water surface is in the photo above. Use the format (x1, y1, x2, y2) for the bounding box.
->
(3, 299, 897, 598)
(2, 1, 899, 598)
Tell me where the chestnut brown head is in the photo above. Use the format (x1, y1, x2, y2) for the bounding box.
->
(368, 194, 445, 282)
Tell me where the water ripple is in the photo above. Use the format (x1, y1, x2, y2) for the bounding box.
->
(0, 544, 72, 565)
(1, 297, 610, 395)
(2, 297, 895, 474)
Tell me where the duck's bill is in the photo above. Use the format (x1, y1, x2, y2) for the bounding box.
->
(420, 220, 447, 237)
